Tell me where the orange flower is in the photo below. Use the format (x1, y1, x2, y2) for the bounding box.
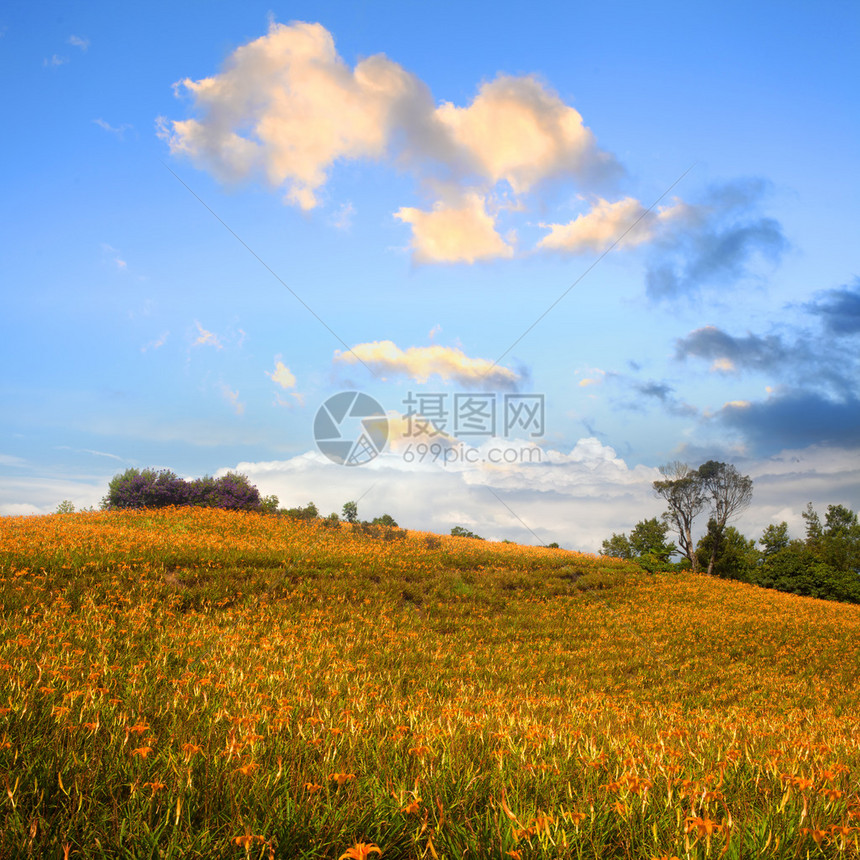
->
(800, 827, 827, 845)
(131, 746, 152, 758)
(305, 782, 323, 793)
(232, 834, 264, 848)
(401, 798, 421, 815)
(339, 842, 381, 860)
(330, 772, 356, 787)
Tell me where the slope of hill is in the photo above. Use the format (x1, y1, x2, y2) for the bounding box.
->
(1, 507, 858, 858)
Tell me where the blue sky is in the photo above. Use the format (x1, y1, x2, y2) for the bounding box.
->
(2, 1, 858, 549)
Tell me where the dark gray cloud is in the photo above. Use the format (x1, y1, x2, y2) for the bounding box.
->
(805, 277, 860, 336)
(674, 325, 792, 371)
(719, 391, 860, 455)
(646, 179, 787, 301)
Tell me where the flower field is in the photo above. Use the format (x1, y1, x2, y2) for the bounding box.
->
(1, 507, 859, 858)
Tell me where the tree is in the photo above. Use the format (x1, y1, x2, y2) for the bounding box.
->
(601, 532, 634, 560)
(696, 522, 758, 581)
(654, 460, 753, 575)
(696, 461, 754, 576)
(103, 468, 190, 510)
(342, 501, 358, 524)
(371, 513, 398, 527)
(759, 522, 790, 558)
(55, 500, 75, 514)
(451, 526, 484, 540)
(602, 518, 676, 570)
(653, 462, 707, 571)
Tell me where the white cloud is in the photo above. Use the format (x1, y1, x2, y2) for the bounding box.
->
(334, 340, 519, 389)
(395, 192, 513, 264)
(435, 75, 619, 192)
(267, 360, 296, 389)
(193, 321, 222, 349)
(537, 196, 692, 255)
(161, 21, 426, 209)
(162, 21, 622, 266)
(43, 54, 67, 68)
(67, 35, 89, 51)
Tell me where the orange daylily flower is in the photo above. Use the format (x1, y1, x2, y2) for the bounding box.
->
(401, 798, 421, 815)
(330, 772, 356, 787)
(131, 746, 152, 758)
(801, 827, 827, 845)
(339, 842, 381, 860)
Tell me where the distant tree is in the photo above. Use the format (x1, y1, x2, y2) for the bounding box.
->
(759, 522, 790, 558)
(371, 513, 398, 527)
(654, 460, 753, 575)
(260, 494, 279, 515)
(545, 542, 560, 549)
(283, 501, 319, 520)
(601, 532, 634, 560)
(696, 522, 758, 581)
(103, 468, 263, 512)
(211, 472, 262, 511)
(653, 462, 707, 571)
(55, 500, 75, 514)
(451, 526, 484, 540)
(103, 468, 190, 510)
(602, 517, 676, 570)
(342, 501, 358, 524)
(696, 461, 754, 576)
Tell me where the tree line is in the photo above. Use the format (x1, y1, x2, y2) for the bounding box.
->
(602, 459, 860, 604)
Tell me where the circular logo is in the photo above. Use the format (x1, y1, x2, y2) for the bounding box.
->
(314, 391, 389, 466)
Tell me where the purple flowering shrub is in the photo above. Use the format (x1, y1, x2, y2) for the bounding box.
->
(102, 468, 262, 512)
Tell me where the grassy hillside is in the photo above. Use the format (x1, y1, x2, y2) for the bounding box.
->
(1, 508, 859, 859)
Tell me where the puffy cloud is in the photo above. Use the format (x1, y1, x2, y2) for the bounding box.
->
(395, 192, 513, 264)
(267, 360, 296, 389)
(435, 75, 620, 192)
(334, 340, 520, 389)
(806, 277, 860, 336)
(67, 35, 89, 51)
(161, 21, 427, 209)
(538, 196, 690, 255)
(162, 20, 621, 268)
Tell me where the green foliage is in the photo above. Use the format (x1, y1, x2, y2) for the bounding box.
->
(371, 513, 398, 527)
(55, 500, 75, 514)
(451, 525, 484, 540)
(282, 501, 319, 520)
(696, 521, 758, 581)
(260, 494, 280, 515)
(342, 501, 358, 524)
(602, 518, 676, 571)
(751, 505, 860, 604)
